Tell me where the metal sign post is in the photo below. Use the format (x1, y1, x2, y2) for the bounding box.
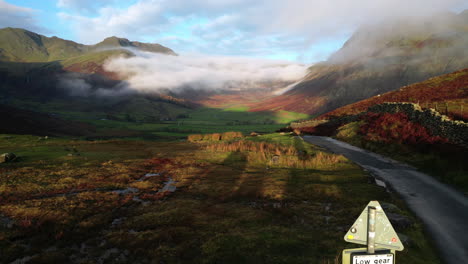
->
(342, 201, 403, 264)
(367, 206, 376, 254)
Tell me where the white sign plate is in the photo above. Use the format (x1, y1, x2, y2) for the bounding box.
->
(352, 254, 394, 264)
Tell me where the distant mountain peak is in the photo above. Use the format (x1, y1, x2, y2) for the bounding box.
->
(97, 36, 132, 47)
(93, 35, 176, 55)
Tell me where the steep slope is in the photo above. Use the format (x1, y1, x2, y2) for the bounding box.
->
(254, 11, 468, 115)
(0, 28, 86, 62)
(321, 68, 468, 121)
(60, 49, 134, 79)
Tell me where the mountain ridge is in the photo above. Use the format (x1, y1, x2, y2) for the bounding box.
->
(0, 27, 176, 63)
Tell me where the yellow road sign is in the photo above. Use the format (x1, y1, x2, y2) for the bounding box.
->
(344, 201, 404, 251)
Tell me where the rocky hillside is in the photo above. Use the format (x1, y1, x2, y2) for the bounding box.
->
(253, 10, 468, 115)
(321, 68, 468, 121)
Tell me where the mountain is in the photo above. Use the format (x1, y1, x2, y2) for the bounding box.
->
(0, 27, 192, 125)
(0, 28, 85, 62)
(0, 28, 176, 63)
(0, 27, 176, 78)
(94, 36, 176, 55)
(252, 11, 468, 116)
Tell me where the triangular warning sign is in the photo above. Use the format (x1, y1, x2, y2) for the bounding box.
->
(344, 201, 404, 251)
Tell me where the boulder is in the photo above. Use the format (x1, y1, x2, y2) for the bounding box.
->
(0, 153, 17, 163)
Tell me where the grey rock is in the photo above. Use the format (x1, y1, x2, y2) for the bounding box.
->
(0, 153, 17, 163)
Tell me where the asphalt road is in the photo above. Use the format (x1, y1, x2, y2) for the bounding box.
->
(302, 136, 468, 264)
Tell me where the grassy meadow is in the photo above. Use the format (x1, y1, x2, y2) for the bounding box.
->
(0, 133, 440, 263)
(6, 96, 310, 140)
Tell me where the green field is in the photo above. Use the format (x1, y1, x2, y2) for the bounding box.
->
(7, 96, 309, 139)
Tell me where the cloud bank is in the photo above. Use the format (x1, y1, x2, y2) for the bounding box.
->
(102, 52, 308, 93)
(58, 0, 468, 62)
(2, 0, 466, 62)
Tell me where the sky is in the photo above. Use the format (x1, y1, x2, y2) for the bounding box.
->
(1, 0, 467, 63)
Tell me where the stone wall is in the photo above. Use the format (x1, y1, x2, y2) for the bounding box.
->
(290, 102, 468, 146)
(290, 120, 327, 129)
(291, 114, 362, 129)
(368, 103, 468, 145)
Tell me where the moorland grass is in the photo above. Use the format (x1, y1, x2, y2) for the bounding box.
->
(0, 133, 440, 263)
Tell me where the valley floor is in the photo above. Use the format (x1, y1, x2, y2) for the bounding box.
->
(0, 134, 440, 263)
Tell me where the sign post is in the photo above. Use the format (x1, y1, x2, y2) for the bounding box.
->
(342, 201, 404, 264)
(367, 206, 376, 254)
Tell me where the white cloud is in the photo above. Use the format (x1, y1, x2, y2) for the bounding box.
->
(58, 0, 468, 61)
(0, 0, 43, 32)
(59, 0, 166, 44)
(57, 0, 117, 13)
(102, 52, 308, 93)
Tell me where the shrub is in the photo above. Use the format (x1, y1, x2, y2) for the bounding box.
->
(222, 131, 243, 140)
(187, 134, 203, 142)
(204, 140, 345, 169)
(211, 133, 222, 141)
(188, 132, 243, 142)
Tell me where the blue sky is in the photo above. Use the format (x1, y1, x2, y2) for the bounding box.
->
(2, 0, 467, 63)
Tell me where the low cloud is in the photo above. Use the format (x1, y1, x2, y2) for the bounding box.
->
(58, 72, 131, 97)
(58, 73, 93, 96)
(102, 52, 308, 93)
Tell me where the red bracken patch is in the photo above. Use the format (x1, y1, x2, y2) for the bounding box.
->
(359, 112, 448, 145)
(320, 69, 468, 121)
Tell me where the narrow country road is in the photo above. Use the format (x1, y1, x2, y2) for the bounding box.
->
(302, 136, 468, 264)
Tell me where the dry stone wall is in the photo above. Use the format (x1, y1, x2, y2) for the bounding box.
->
(291, 102, 468, 146)
(368, 103, 468, 145)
